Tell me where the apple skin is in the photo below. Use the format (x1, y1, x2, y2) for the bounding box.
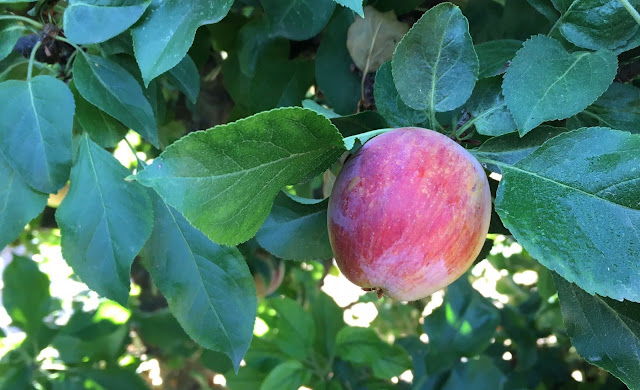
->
(327, 128, 491, 301)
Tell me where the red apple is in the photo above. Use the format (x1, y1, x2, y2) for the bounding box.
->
(327, 128, 491, 301)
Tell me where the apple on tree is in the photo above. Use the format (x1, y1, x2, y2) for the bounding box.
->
(328, 128, 491, 301)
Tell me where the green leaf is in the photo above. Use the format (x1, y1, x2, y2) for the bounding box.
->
(69, 80, 127, 148)
(0, 153, 47, 249)
(392, 3, 478, 112)
(440, 356, 506, 390)
(76, 368, 150, 390)
(502, 35, 617, 135)
(0, 76, 74, 193)
(73, 53, 159, 147)
(333, 0, 364, 16)
(465, 76, 516, 136)
(527, 0, 560, 21)
(373, 61, 426, 127)
(63, 0, 151, 44)
(473, 125, 567, 166)
(475, 39, 522, 79)
(256, 192, 332, 261)
(56, 134, 153, 305)
(166, 54, 200, 104)
(554, 274, 640, 389)
(260, 361, 312, 390)
(263, 0, 336, 41)
(0, 21, 24, 62)
(131, 0, 234, 85)
(302, 100, 340, 119)
(311, 292, 344, 359)
(269, 297, 316, 360)
(226, 367, 268, 390)
(142, 192, 256, 370)
(223, 50, 314, 115)
(134, 107, 346, 246)
(0, 362, 31, 390)
(552, 0, 640, 51)
(486, 127, 640, 302)
(236, 15, 286, 77)
(2, 256, 51, 336)
(336, 326, 411, 379)
(52, 301, 130, 363)
(423, 278, 500, 372)
(570, 82, 640, 134)
(330, 110, 389, 137)
(316, 7, 360, 115)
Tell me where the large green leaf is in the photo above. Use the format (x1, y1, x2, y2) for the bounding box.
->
(551, 0, 640, 51)
(256, 192, 333, 261)
(166, 54, 200, 104)
(56, 134, 153, 305)
(480, 127, 640, 302)
(0, 21, 24, 62)
(2, 256, 51, 337)
(502, 35, 617, 134)
(569, 82, 640, 134)
(475, 39, 522, 79)
(73, 53, 159, 147)
(134, 107, 346, 246)
(554, 275, 640, 389)
(142, 192, 256, 369)
(263, 0, 336, 41)
(465, 76, 516, 136)
(336, 326, 411, 379)
(423, 278, 500, 372)
(0, 153, 47, 249)
(69, 80, 127, 148)
(63, 0, 151, 44)
(75, 368, 150, 390)
(260, 361, 312, 390)
(131, 0, 233, 85)
(392, 3, 478, 112)
(315, 6, 360, 115)
(0, 76, 74, 193)
(373, 61, 426, 127)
